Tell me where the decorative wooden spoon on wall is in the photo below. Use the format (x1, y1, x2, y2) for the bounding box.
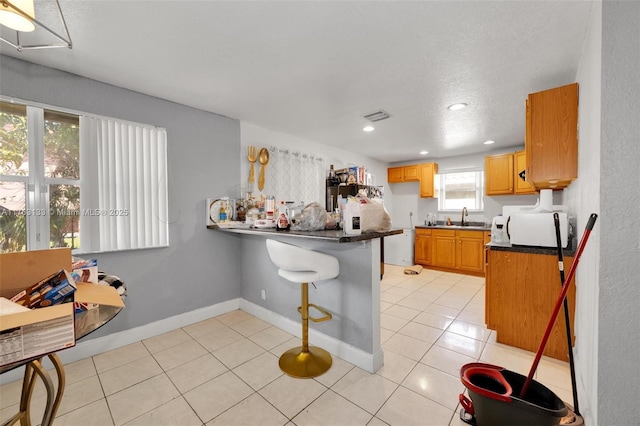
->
(258, 147, 269, 192)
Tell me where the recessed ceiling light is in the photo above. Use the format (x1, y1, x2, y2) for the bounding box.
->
(484, 140, 495, 145)
(363, 126, 375, 132)
(419, 151, 429, 155)
(447, 103, 468, 111)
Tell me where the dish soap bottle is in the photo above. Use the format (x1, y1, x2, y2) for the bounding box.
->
(276, 201, 290, 231)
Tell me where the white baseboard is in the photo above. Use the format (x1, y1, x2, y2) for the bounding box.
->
(1, 297, 382, 384)
(239, 299, 383, 373)
(0, 299, 241, 384)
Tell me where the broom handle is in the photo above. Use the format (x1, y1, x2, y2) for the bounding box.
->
(520, 213, 598, 399)
(553, 213, 581, 415)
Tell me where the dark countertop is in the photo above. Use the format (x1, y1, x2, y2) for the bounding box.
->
(487, 241, 576, 257)
(415, 224, 491, 232)
(207, 225, 403, 243)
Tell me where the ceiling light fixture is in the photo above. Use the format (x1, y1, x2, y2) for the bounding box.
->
(447, 103, 468, 111)
(0, 0, 34, 31)
(484, 140, 496, 145)
(0, 0, 72, 51)
(363, 126, 375, 132)
(419, 150, 429, 155)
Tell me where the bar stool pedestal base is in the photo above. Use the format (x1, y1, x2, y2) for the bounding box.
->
(279, 346, 332, 378)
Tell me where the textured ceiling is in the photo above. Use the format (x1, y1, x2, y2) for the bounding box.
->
(0, 1, 593, 163)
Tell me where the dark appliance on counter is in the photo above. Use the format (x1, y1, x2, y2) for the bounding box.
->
(325, 167, 383, 212)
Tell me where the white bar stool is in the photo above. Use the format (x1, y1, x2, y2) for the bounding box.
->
(266, 239, 339, 378)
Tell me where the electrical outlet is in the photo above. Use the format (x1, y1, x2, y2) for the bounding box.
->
(261, 289, 266, 300)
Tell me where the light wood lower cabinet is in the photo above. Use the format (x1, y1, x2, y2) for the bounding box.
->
(415, 228, 486, 276)
(414, 229, 432, 265)
(485, 249, 575, 361)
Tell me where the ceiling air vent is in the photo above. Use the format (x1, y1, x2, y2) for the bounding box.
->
(364, 110, 392, 122)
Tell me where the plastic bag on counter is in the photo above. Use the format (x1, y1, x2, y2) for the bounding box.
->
(291, 202, 336, 231)
(356, 194, 392, 232)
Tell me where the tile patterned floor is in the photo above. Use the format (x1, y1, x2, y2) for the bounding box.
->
(0, 265, 572, 425)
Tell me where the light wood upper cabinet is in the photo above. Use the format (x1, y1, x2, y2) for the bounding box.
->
(414, 228, 432, 265)
(387, 167, 405, 183)
(526, 83, 579, 190)
(387, 165, 419, 183)
(514, 150, 536, 194)
(403, 165, 419, 181)
(485, 153, 514, 195)
(419, 163, 438, 198)
(387, 162, 438, 197)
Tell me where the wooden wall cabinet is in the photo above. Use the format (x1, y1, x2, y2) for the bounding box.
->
(419, 163, 438, 198)
(387, 165, 419, 183)
(485, 249, 576, 361)
(513, 150, 536, 194)
(414, 228, 432, 265)
(485, 151, 536, 195)
(485, 153, 514, 195)
(388, 162, 438, 198)
(526, 82, 579, 190)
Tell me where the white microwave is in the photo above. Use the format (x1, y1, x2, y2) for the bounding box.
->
(507, 212, 570, 248)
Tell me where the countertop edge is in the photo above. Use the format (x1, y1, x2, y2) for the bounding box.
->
(487, 242, 577, 257)
(207, 225, 403, 242)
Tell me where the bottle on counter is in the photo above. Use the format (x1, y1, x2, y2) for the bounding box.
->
(276, 201, 290, 231)
(265, 195, 275, 220)
(343, 201, 361, 235)
(219, 197, 230, 223)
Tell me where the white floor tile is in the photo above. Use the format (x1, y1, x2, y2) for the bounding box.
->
(206, 393, 288, 426)
(383, 333, 432, 361)
(93, 342, 150, 374)
(142, 329, 194, 354)
(183, 371, 253, 423)
(125, 396, 202, 426)
(376, 386, 454, 426)
(375, 350, 417, 384)
(152, 339, 208, 371)
(212, 338, 266, 369)
(53, 398, 114, 426)
(332, 368, 398, 415)
(258, 374, 327, 419)
(107, 374, 180, 426)
(166, 354, 228, 394)
(436, 331, 486, 359)
(292, 389, 373, 426)
(401, 363, 463, 411)
(99, 355, 163, 396)
(232, 352, 283, 391)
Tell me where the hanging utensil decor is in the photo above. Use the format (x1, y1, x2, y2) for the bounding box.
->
(247, 146, 258, 183)
(258, 147, 269, 192)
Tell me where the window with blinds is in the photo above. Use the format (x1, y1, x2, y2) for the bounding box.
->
(0, 99, 169, 253)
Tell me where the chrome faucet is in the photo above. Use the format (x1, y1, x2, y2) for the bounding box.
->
(461, 207, 468, 226)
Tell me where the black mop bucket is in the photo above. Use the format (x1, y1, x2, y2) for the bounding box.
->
(459, 363, 567, 426)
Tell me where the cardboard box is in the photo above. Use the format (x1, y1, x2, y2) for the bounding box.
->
(0, 248, 125, 368)
(10, 269, 77, 309)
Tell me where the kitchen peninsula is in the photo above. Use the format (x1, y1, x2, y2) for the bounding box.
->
(208, 225, 402, 373)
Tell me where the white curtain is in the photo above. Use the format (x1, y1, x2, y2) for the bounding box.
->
(80, 116, 168, 252)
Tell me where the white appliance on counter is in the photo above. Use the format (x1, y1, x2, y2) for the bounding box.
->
(500, 189, 572, 248)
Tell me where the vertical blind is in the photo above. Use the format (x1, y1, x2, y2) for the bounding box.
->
(80, 116, 168, 252)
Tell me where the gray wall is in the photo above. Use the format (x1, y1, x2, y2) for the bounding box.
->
(561, 1, 601, 423)
(0, 55, 242, 337)
(598, 1, 640, 423)
(564, 1, 640, 424)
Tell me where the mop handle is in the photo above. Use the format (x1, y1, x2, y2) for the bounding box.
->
(553, 213, 580, 415)
(520, 213, 598, 399)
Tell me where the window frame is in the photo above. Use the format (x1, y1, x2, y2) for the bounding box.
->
(435, 168, 485, 213)
(1, 96, 169, 254)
